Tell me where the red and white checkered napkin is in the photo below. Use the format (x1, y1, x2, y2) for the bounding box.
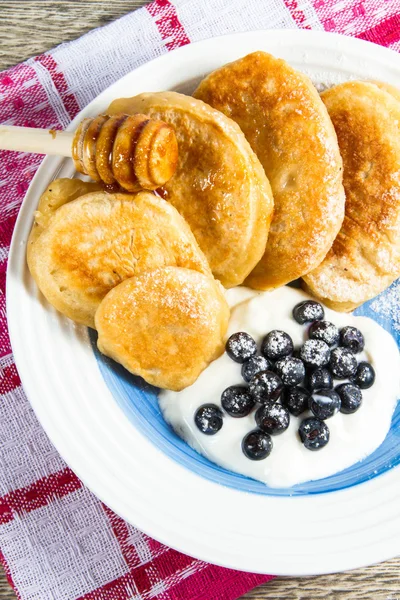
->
(0, 1, 399, 598)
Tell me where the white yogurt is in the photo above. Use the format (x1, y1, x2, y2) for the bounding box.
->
(159, 287, 400, 488)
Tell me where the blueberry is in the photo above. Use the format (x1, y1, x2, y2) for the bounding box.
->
(351, 362, 375, 389)
(242, 430, 273, 460)
(339, 326, 365, 354)
(255, 402, 290, 435)
(293, 300, 324, 324)
(249, 370, 283, 403)
(307, 367, 333, 391)
(299, 417, 330, 450)
(309, 389, 341, 420)
(308, 320, 339, 347)
(261, 330, 293, 361)
(329, 347, 357, 379)
(274, 356, 305, 386)
(221, 385, 255, 417)
(241, 355, 271, 383)
(226, 332, 257, 363)
(300, 339, 330, 368)
(282, 386, 310, 416)
(336, 383, 362, 414)
(194, 404, 223, 435)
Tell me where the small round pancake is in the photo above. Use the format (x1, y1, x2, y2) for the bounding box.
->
(107, 91, 273, 288)
(303, 81, 400, 311)
(95, 267, 230, 391)
(194, 51, 345, 289)
(28, 191, 211, 328)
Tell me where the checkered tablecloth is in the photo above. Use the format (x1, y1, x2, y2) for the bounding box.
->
(1, 1, 400, 598)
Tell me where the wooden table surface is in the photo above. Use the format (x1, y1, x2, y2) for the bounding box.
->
(0, 2, 399, 599)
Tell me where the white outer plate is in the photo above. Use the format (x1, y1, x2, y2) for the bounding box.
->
(7, 30, 400, 576)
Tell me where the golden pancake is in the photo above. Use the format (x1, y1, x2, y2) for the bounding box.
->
(28, 191, 211, 328)
(107, 91, 273, 288)
(303, 81, 400, 311)
(95, 267, 230, 390)
(194, 51, 345, 289)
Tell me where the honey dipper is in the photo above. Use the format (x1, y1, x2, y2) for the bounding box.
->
(0, 113, 179, 192)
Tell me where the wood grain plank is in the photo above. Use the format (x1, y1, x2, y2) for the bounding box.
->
(0, 1, 150, 71)
(243, 558, 400, 599)
(0, 3, 399, 600)
(0, 566, 13, 599)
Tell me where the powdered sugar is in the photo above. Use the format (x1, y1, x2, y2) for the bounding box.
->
(275, 356, 305, 386)
(300, 339, 330, 367)
(227, 332, 257, 361)
(370, 280, 400, 332)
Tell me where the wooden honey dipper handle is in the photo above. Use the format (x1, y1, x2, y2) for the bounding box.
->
(0, 114, 178, 192)
(0, 124, 74, 156)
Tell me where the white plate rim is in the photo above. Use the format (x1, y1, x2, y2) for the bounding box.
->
(6, 29, 400, 576)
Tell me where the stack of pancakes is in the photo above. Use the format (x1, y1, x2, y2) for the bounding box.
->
(28, 51, 400, 390)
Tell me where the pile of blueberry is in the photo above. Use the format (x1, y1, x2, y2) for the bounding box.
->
(194, 300, 376, 461)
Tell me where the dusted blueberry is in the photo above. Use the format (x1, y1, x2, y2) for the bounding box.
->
(249, 370, 283, 403)
(330, 347, 357, 379)
(282, 386, 310, 416)
(221, 386, 255, 417)
(226, 332, 257, 363)
(293, 300, 324, 324)
(309, 320, 339, 347)
(307, 367, 333, 391)
(255, 402, 290, 435)
(336, 383, 363, 414)
(241, 355, 271, 383)
(274, 356, 305, 386)
(300, 339, 330, 368)
(242, 430, 273, 460)
(261, 330, 294, 361)
(309, 389, 341, 420)
(351, 362, 375, 389)
(299, 417, 330, 450)
(339, 326, 365, 354)
(194, 404, 223, 435)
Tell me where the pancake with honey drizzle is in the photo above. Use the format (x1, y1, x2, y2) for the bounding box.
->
(107, 91, 273, 288)
(95, 267, 230, 391)
(194, 51, 345, 289)
(303, 81, 400, 311)
(27, 190, 211, 328)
